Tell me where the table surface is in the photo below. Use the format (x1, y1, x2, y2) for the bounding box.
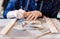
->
(0, 19, 60, 39)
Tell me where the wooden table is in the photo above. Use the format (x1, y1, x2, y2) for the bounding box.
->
(0, 18, 60, 39)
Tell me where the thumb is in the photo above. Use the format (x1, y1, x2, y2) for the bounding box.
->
(16, 12, 24, 19)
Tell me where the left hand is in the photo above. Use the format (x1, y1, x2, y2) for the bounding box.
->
(26, 11, 42, 21)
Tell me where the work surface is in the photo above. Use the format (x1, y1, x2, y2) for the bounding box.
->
(0, 18, 60, 39)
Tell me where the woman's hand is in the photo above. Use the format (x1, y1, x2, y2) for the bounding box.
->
(16, 9, 26, 19)
(26, 11, 42, 21)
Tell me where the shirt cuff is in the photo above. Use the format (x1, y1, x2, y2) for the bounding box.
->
(7, 9, 25, 19)
(7, 10, 18, 19)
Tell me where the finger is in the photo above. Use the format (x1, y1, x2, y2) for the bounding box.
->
(26, 14, 32, 21)
(29, 15, 35, 21)
(26, 12, 31, 17)
(18, 13, 23, 19)
(23, 12, 27, 17)
(33, 16, 37, 20)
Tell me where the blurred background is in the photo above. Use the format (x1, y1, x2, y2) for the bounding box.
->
(0, 0, 10, 18)
(0, 0, 60, 18)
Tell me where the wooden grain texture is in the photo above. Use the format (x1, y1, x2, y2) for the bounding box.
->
(21, 20, 42, 29)
(51, 19, 60, 33)
(44, 17, 59, 33)
(35, 30, 51, 39)
(0, 19, 17, 35)
(24, 20, 41, 24)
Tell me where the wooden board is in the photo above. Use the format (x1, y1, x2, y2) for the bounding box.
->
(27, 28, 51, 39)
(24, 20, 41, 24)
(0, 19, 17, 35)
(22, 20, 41, 28)
(13, 20, 44, 30)
(51, 19, 60, 33)
(44, 17, 59, 33)
(35, 30, 51, 39)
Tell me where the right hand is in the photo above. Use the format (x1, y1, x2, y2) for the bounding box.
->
(16, 9, 26, 19)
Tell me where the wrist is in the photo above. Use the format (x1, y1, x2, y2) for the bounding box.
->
(18, 9, 25, 14)
(16, 9, 25, 19)
(7, 10, 18, 18)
